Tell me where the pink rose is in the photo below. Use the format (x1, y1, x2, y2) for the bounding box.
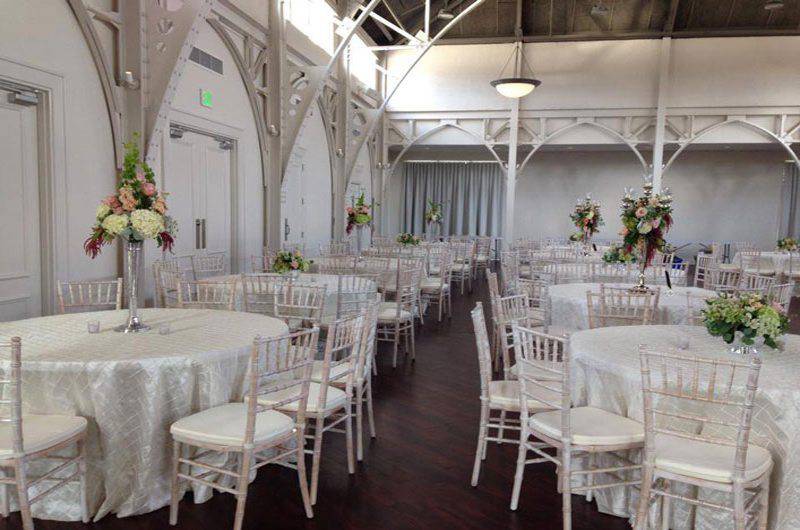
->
(142, 182, 156, 196)
(651, 217, 661, 229)
(635, 207, 647, 218)
(136, 171, 146, 182)
(619, 227, 629, 236)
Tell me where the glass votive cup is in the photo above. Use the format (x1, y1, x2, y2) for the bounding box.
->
(87, 320, 100, 334)
(159, 323, 171, 335)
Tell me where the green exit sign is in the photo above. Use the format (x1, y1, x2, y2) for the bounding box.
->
(200, 89, 214, 108)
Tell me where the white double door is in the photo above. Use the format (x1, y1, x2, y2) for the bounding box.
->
(0, 86, 42, 321)
(164, 128, 233, 270)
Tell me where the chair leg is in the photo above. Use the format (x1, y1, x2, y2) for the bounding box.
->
(437, 293, 443, 322)
(310, 415, 325, 505)
(355, 385, 364, 462)
(232, 450, 252, 530)
(13, 459, 33, 530)
(585, 452, 595, 502)
(169, 441, 182, 525)
(295, 430, 314, 518)
(0, 467, 8, 517)
(497, 410, 506, 444)
(344, 403, 355, 474)
(733, 482, 747, 530)
(635, 465, 654, 530)
(392, 324, 399, 368)
(471, 403, 489, 487)
(366, 378, 376, 439)
(510, 434, 527, 510)
(758, 474, 771, 530)
(409, 322, 416, 361)
(561, 447, 572, 530)
(660, 480, 671, 530)
(78, 438, 90, 523)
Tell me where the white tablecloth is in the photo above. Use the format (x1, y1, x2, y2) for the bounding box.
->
(207, 273, 377, 323)
(731, 251, 795, 275)
(570, 325, 800, 530)
(0, 308, 287, 521)
(548, 283, 715, 332)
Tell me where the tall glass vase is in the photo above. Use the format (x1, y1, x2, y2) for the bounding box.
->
(115, 239, 150, 333)
(355, 225, 364, 254)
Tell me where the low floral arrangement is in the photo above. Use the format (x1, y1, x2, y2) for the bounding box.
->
(777, 237, 798, 252)
(602, 244, 637, 264)
(619, 183, 673, 267)
(702, 293, 789, 350)
(569, 195, 603, 243)
(346, 193, 372, 234)
(84, 134, 176, 257)
(272, 250, 312, 274)
(425, 200, 443, 225)
(396, 233, 421, 246)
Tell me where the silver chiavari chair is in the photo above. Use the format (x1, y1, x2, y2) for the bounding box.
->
(0, 338, 90, 530)
(169, 329, 318, 529)
(57, 278, 123, 314)
(769, 281, 794, 313)
(273, 283, 327, 331)
(318, 241, 352, 257)
(685, 291, 711, 325)
(510, 325, 643, 528)
(317, 255, 358, 275)
(176, 278, 238, 311)
(707, 267, 743, 295)
(738, 272, 775, 296)
(739, 251, 776, 277)
(376, 268, 417, 367)
(636, 348, 772, 530)
(241, 273, 287, 316)
(587, 286, 659, 328)
(694, 254, 716, 288)
(191, 252, 226, 280)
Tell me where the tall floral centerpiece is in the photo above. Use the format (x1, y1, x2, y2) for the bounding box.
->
(569, 195, 603, 245)
(425, 200, 443, 239)
(702, 293, 789, 355)
(619, 182, 673, 292)
(84, 135, 176, 332)
(346, 193, 372, 253)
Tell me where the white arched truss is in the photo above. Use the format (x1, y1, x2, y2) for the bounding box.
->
(517, 120, 650, 174)
(662, 118, 800, 174)
(383, 122, 506, 193)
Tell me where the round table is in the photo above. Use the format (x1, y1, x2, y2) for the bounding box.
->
(206, 273, 377, 323)
(547, 283, 715, 332)
(731, 251, 795, 275)
(570, 325, 800, 530)
(0, 308, 287, 521)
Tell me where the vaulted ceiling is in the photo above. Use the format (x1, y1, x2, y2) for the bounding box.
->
(361, 0, 800, 45)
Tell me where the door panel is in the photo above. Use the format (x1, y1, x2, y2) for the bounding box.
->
(202, 140, 231, 263)
(164, 135, 198, 257)
(0, 88, 41, 321)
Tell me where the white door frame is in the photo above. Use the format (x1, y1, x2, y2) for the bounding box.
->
(160, 108, 243, 272)
(0, 56, 69, 315)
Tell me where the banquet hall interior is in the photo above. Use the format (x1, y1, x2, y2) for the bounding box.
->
(2, 0, 800, 529)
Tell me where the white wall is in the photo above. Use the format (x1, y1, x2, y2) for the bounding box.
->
(0, 0, 117, 288)
(512, 149, 785, 254)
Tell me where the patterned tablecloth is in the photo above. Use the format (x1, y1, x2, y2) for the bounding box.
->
(547, 283, 715, 332)
(0, 308, 287, 521)
(570, 325, 800, 530)
(731, 251, 796, 275)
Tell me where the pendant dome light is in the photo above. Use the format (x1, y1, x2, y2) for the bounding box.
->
(490, 42, 541, 98)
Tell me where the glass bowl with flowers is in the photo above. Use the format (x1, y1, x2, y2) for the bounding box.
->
(396, 233, 421, 246)
(776, 237, 798, 252)
(702, 293, 790, 355)
(602, 243, 637, 264)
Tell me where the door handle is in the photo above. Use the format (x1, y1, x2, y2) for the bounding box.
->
(284, 218, 290, 240)
(201, 218, 207, 249)
(195, 219, 201, 249)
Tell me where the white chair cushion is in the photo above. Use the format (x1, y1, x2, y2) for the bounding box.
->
(170, 403, 293, 447)
(509, 360, 563, 381)
(653, 433, 772, 483)
(452, 263, 470, 272)
(743, 268, 775, 276)
(420, 278, 448, 293)
(529, 407, 644, 446)
(259, 382, 347, 414)
(488, 380, 559, 412)
(310, 360, 349, 383)
(377, 302, 413, 321)
(476, 255, 489, 263)
(0, 415, 87, 458)
(718, 263, 741, 271)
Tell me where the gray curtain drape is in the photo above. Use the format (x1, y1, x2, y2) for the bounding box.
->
(780, 162, 800, 238)
(401, 162, 505, 237)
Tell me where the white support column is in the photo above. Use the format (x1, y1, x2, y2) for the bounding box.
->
(266, 0, 286, 250)
(651, 37, 672, 193)
(504, 97, 520, 248)
(332, 3, 351, 242)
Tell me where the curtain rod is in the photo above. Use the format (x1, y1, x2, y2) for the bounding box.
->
(404, 160, 499, 164)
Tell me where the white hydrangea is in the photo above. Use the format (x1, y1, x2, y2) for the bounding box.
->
(101, 213, 129, 236)
(96, 204, 111, 220)
(130, 209, 164, 239)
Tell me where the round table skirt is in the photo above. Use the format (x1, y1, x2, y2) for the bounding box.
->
(570, 325, 800, 530)
(0, 308, 288, 521)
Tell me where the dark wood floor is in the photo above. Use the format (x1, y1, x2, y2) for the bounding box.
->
(18, 280, 673, 530)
